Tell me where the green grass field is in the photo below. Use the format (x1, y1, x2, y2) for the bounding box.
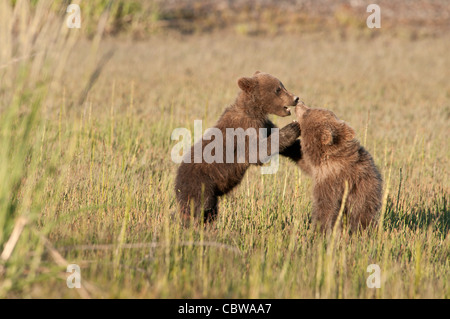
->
(0, 1, 448, 298)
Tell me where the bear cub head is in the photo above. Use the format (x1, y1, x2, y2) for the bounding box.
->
(295, 102, 356, 160)
(237, 71, 299, 117)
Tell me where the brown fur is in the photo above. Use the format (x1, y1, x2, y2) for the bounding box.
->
(175, 71, 301, 223)
(294, 103, 383, 233)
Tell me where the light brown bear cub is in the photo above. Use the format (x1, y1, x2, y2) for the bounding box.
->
(294, 103, 382, 232)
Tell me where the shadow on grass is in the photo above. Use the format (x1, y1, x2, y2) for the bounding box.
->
(383, 194, 449, 237)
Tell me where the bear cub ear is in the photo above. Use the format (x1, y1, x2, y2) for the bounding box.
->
(238, 77, 256, 93)
(340, 121, 355, 141)
(253, 70, 261, 76)
(321, 127, 335, 145)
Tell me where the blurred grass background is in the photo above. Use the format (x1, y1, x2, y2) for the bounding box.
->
(0, 0, 448, 298)
(8, 0, 450, 38)
(81, 0, 450, 38)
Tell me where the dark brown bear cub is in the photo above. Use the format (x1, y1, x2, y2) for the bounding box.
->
(175, 71, 301, 223)
(294, 103, 382, 232)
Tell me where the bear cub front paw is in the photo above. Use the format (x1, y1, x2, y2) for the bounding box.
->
(280, 121, 301, 143)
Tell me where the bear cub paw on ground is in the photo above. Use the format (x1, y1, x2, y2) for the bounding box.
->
(294, 103, 383, 233)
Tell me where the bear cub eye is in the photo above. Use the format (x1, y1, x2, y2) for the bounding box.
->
(275, 87, 281, 95)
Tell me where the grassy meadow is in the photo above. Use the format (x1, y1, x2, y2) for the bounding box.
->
(0, 1, 449, 298)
